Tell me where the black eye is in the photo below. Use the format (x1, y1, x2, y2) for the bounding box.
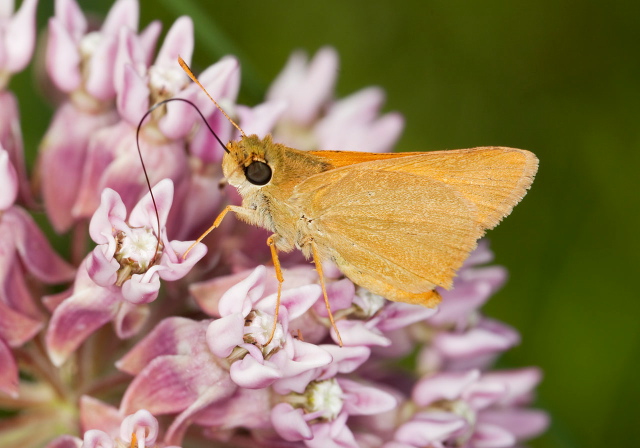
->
(245, 161, 272, 185)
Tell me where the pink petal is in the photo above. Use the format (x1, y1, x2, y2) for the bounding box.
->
(312, 278, 355, 317)
(88, 188, 127, 244)
(306, 412, 358, 448)
(0, 148, 17, 209)
(87, 246, 119, 287)
(378, 302, 438, 332)
(117, 63, 150, 125)
(9, 207, 75, 283)
(81, 430, 115, 448)
(101, 0, 138, 35)
(39, 103, 118, 232)
(339, 378, 397, 415)
(206, 313, 245, 358)
(271, 403, 313, 441)
(471, 422, 516, 448)
(154, 16, 193, 68)
(334, 320, 391, 347)
(46, 280, 120, 366)
(45, 17, 81, 92)
(479, 409, 549, 441)
(120, 410, 158, 447)
(190, 269, 254, 317)
(292, 46, 339, 124)
(155, 90, 199, 140)
(428, 281, 493, 327)
(462, 380, 507, 410)
(128, 178, 173, 230)
(117, 317, 208, 374)
(121, 275, 160, 305)
(394, 412, 467, 446)
(0, 338, 18, 397)
(317, 345, 371, 379)
(45, 436, 83, 448)
(229, 354, 282, 389)
(256, 284, 321, 319)
(113, 301, 149, 338)
(157, 240, 207, 281)
(84, 34, 119, 101)
(433, 320, 520, 359)
(0, 91, 31, 207)
(54, 0, 87, 40)
(138, 21, 161, 66)
(79, 395, 122, 436)
(412, 370, 481, 407)
(4, 0, 38, 73)
(236, 100, 287, 138)
(120, 352, 234, 415)
(0, 299, 42, 347)
(481, 368, 543, 406)
(218, 266, 267, 317)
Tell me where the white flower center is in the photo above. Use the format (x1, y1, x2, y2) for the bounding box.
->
(244, 310, 285, 355)
(114, 228, 162, 285)
(354, 287, 386, 318)
(148, 65, 188, 100)
(79, 31, 102, 59)
(307, 379, 344, 421)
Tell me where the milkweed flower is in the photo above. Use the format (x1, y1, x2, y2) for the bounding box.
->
(45, 179, 206, 366)
(0, 148, 74, 396)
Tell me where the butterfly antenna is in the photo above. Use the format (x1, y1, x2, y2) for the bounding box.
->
(136, 97, 232, 263)
(178, 56, 246, 138)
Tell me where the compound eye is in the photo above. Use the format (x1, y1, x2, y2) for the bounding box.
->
(245, 161, 272, 185)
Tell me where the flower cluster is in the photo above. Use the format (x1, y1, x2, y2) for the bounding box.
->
(0, 1, 548, 447)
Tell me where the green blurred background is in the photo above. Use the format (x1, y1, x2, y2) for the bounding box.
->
(12, 1, 639, 447)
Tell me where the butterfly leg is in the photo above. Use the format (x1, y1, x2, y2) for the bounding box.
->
(265, 234, 284, 346)
(310, 240, 343, 347)
(182, 205, 248, 258)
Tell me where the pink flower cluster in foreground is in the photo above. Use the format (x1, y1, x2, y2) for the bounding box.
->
(0, 1, 548, 447)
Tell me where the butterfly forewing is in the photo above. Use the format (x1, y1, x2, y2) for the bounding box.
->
(310, 147, 538, 231)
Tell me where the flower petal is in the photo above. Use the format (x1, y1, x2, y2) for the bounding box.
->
(471, 422, 516, 448)
(9, 207, 76, 283)
(339, 378, 397, 415)
(412, 370, 480, 407)
(0, 147, 18, 209)
(154, 16, 193, 68)
(271, 403, 313, 441)
(46, 278, 119, 366)
(117, 317, 209, 374)
(0, 338, 19, 397)
(117, 63, 150, 125)
(394, 411, 467, 446)
(4, 0, 38, 73)
(229, 354, 282, 389)
(206, 313, 245, 358)
(45, 17, 81, 92)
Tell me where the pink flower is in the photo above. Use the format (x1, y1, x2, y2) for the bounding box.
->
(206, 266, 334, 389)
(45, 180, 206, 366)
(0, 0, 38, 84)
(385, 368, 549, 448)
(46, 0, 158, 101)
(266, 47, 403, 152)
(116, 317, 235, 445)
(271, 377, 397, 447)
(46, 408, 181, 448)
(0, 148, 75, 396)
(39, 0, 159, 232)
